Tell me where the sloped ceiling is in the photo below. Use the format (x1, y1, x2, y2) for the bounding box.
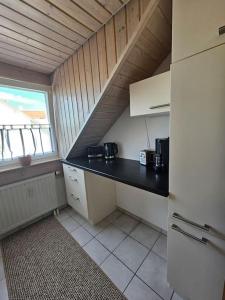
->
(52, 0, 172, 158)
(0, 0, 129, 74)
(67, 0, 172, 158)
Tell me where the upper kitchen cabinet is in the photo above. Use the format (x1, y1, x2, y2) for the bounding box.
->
(129, 71, 170, 117)
(172, 0, 225, 63)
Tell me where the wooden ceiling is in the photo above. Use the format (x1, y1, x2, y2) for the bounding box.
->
(0, 0, 128, 74)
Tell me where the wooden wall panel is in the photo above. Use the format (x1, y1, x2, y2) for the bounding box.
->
(114, 7, 127, 58)
(89, 35, 101, 102)
(52, 0, 172, 158)
(83, 42, 95, 111)
(77, 48, 89, 119)
(105, 18, 117, 75)
(97, 27, 108, 90)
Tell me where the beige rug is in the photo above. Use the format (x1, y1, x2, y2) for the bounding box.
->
(1, 216, 127, 300)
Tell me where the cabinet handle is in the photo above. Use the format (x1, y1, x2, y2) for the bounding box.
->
(171, 224, 208, 245)
(70, 193, 80, 201)
(68, 175, 78, 182)
(149, 103, 170, 109)
(219, 25, 225, 35)
(172, 212, 210, 232)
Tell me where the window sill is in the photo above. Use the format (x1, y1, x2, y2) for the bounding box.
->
(0, 155, 63, 187)
(0, 154, 59, 173)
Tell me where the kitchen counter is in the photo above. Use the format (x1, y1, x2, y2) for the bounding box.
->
(61, 157, 169, 197)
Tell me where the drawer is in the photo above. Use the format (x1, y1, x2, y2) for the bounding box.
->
(63, 165, 85, 186)
(67, 192, 88, 219)
(63, 164, 88, 219)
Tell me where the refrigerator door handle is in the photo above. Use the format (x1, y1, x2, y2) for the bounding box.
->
(172, 212, 210, 232)
(171, 224, 208, 245)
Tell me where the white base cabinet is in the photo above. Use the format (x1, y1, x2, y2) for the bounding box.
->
(116, 182, 168, 232)
(63, 164, 116, 224)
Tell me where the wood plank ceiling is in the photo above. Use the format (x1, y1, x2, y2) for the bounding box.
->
(0, 0, 129, 74)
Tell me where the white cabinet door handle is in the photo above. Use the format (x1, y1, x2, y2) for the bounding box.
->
(219, 25, 225, 35)
(172, 212, 210, 231)
(171, 224, 208, 245)
(70, 193, 80, 201)
(149, 103, 170, 109)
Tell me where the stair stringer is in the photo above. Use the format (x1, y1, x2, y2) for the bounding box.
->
(67, 0, 172, 159)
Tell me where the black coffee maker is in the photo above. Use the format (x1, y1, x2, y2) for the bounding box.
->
(104, 143, 118, 159)
(153, 138, 169, 172)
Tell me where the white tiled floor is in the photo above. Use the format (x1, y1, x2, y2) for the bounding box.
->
(113, 236, 148, 272)
(0, 207, 184, 300)
(137, 252, 173, 300)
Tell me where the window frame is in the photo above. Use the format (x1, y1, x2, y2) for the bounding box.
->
(0, 78, 58, 169)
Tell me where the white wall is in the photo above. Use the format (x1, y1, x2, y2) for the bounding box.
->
(100, 55, 170, 231)
(100, 54, 171, 161)
(101, 108, 169, 160)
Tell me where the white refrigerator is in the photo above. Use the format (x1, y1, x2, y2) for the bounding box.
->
(168, 44, 225, 300)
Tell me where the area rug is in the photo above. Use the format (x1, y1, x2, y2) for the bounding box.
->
(1, 216, 127, 300)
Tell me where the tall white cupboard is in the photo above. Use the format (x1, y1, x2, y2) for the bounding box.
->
(168, 44, 225, 300)
(172, 0, 225, 63)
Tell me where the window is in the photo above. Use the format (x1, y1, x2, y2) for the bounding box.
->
(0, 84, 57, 165)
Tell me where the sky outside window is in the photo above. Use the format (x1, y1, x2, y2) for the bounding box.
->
(0, 86, 53, 160)
(0, 86, 48, 125)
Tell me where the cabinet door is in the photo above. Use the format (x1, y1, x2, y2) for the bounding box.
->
(172, 0, 225, 63)
(116, 182, 168, 231)
(169, 45, 225, 299)
(168, 219, 225, 300)
(130, 71, 170, 117)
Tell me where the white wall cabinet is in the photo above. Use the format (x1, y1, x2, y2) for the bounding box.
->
(63, 164, 116, 224)
(168, 45, 225, 300)
(116, 182, 168, 232)
(129, 71, 170, 117)
(172, 0, 225, 63)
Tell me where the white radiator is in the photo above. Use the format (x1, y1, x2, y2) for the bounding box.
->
(0, 173, 59, 236)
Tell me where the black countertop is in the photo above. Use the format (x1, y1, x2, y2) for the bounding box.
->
(62, 157, 169, 197)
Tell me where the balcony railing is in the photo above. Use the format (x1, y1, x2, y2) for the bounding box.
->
(0, 124, 55, 162)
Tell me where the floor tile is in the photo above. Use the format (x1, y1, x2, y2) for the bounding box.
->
(96, 224, 126, 251)
(114, 214, 139, 234)
(101, 254, 133, 292)
(172, 292, 184, 300)
(114, 237, 148, 272)
(124, 276, 162, 300)
(0, 279, 8, 300)
(130, 223, 160, 249)
(83, 239, 110, 265)
(82, 219, 109, 236)
(59, 216, 80, 233)
(70, 227, 93, 247)
(104, 210, 123, 224)
(137, 252, 173, 300)
(152, 234, 167, 260)
(69, 211, 87, 225)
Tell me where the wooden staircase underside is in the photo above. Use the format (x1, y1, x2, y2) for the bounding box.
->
(66, 0, 172, 158)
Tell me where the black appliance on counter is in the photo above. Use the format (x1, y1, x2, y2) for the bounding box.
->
(87, 146, 104, 158)
(104, 143, 118, 159)
(153, 138, 169, 172)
